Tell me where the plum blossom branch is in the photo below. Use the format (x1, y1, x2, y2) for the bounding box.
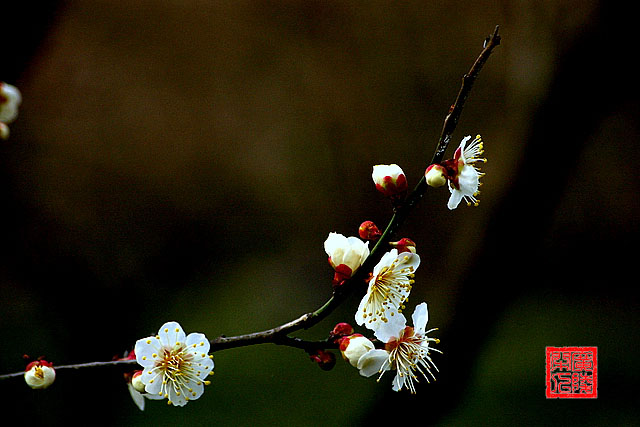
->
(0, 26, 500, 383)
(206, 25, 501, 352)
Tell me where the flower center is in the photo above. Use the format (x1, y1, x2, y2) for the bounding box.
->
(33, 366, 44, 380)
(156, 344, 194, 380)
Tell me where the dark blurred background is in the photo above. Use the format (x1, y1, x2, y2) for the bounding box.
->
(1, 1, 638, 425)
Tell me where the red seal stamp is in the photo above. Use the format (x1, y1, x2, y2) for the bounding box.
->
(545, 346, 597, 398)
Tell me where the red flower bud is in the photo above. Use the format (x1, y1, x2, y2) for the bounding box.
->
(389, 237, 416, 254)
(309, 349, 336, 371)
(329, 322, 354, 342)
(358, 221, 381, 241)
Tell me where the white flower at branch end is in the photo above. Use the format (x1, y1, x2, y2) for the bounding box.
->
(324, 232, 370, 287)
(425, 135, 486, 210)
(357, 302, 440, 393)
(24, 360, 56, 389)
(355, 249, 420, 332)
(135, 321, 214, 407)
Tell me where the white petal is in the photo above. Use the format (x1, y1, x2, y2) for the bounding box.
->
(157, 321, 186, 346)
(186, 332, 210, 355)
(447, 189, 464, 210)
(193, 356, 215, 379)
(186, 379, 205, 401)
(458, 136, 472, 162)
(372, 249, 398, 276)
(167, 383, 188, 407)
(411, 302, 429, 335)
(357, 349, 389, 377)
(324, 232, 347, 258)
(354, 293, 368, 326)
(144, 392, 166, 401)
(457, 164, 479, 195)
(395, 251, 420, 272)
(127, 383, 146, 411)
(373, 313, 406, 343)
(142, 369, 163, 395)
(135, 336, 162, 368)
(392, 373, 405, 392)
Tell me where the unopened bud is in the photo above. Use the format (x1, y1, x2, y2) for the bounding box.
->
(339, 334, 375, 367)
(330, 322, 354, 342)
(358, 221, 381, 241)
(425, 164, 447, 188)
(372, 164, 408, 197)
(131, 370, 146, 393)
(24, 360, 56, 389)
(389, 237, 416, 254)
(309, 349, 336, 371)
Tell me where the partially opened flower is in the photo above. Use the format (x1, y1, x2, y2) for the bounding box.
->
(339, 334, 375, 367)
(357, 302, 440, 393)
(425, 135, 486, 210)
(355, 249, 419, 332)
(324, 232, 370, 287)
(135, 321, 214, 407)
(24, 360, 55, 389)
(372, 164, 408, 197)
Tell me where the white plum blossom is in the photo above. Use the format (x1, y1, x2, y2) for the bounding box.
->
(135, 321, 214, 407)
(447, 135, 485, 209)
(355, 249, 419, 332)
(357, 302, 440, 393)
(425, 135, 486, 209)
(324, 232, 370, 286)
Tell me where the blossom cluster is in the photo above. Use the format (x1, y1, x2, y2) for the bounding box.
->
(324, 135, 486, 392)
(325, 230, 440, 393)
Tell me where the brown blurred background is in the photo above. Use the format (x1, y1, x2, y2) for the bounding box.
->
(1, 1, 638, 425)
